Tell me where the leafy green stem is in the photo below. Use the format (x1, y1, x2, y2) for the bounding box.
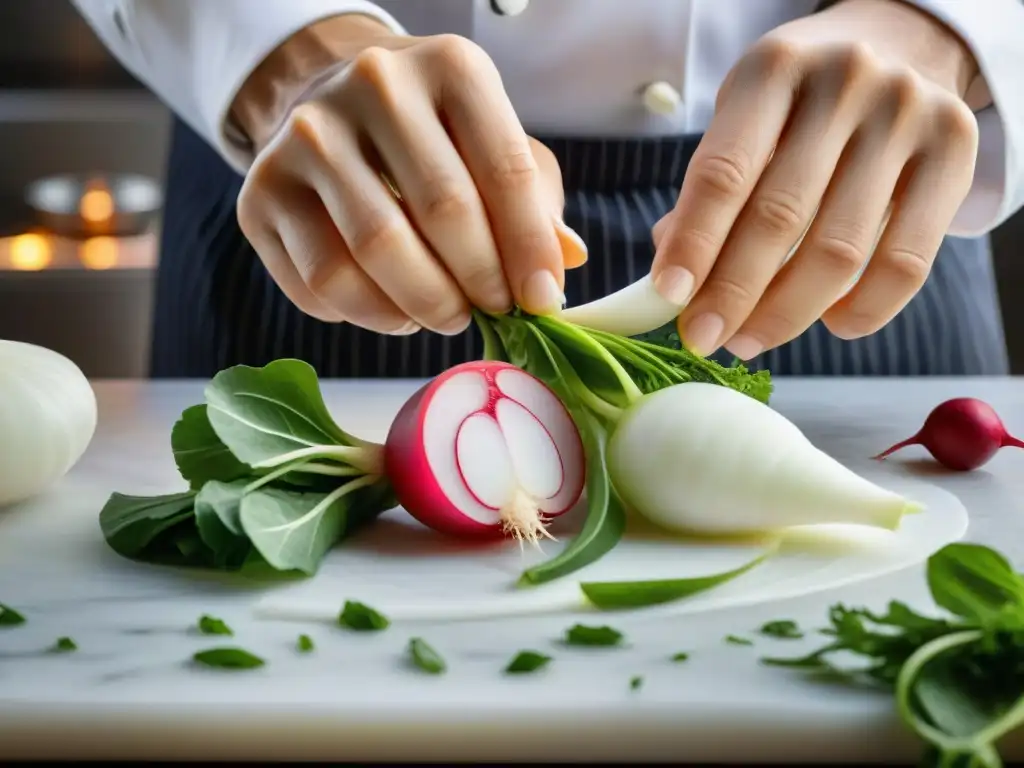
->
(250, 443, 384, 474)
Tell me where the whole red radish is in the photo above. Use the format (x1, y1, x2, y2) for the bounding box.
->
(384, 361, 585, 544)
(874, 397, 1024, 471)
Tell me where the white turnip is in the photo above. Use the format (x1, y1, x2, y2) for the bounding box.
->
(385, 361, 585, 544)
(0, 340, 97, 506)
(607, 382, 919, 535)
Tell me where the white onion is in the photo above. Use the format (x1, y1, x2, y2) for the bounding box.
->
(0, 340, 97, 506)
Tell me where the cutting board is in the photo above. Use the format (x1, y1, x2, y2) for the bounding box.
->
(0, 380, 987, 762)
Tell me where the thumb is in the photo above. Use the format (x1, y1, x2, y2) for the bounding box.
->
(530, 137, 588, 270)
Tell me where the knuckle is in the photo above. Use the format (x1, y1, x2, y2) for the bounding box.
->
(430, 34, 489, 78)
(884, 68, 925, 116)
(693, 152, 749, 199)
(487, 145, 538, 192)
(347, 211, 407, 261)
(420, 178, 477, 223)
(883, 245, 932, 286)
(348, 46, 395, 90)
(669, 225, 725, 261)
(705, 274, 759, 309)
(747, 36, 802, 81)
(933, 98, 979, 150)
(812, 233, 867, 273)
(750, 189, 807, 236)
(286, 103, 328, 155)
(747, 306, 801, 346)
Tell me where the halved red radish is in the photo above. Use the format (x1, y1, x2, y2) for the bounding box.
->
(384, 361, 585, 544)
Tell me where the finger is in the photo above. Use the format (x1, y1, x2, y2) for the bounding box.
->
(531, 136, 588, 270)
(823, 99, 977, 338)
(427, 36, 566, 315)
(651, 39, 801, 310)
(236, 167, 345, 324)
(285, 106, 471, 335)
(651, 213, 670, 249)
(677, 81, 863, 357)
(728, 133, 904, 356)
(347, 54, 512, 314)
(272, 184, 418, 335)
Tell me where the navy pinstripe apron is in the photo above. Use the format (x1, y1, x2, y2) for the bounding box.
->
(152, 117, 1009, 378)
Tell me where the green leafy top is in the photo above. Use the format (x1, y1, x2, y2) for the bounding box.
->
(763, 543, 1024, 767)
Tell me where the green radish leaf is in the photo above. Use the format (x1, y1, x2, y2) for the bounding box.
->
(193, 647, 265, 669)
(194, 480, 253, 569)
(725, 634, 753, 646)
(563, 623, 623, 647)
(505, 650, 552, 674)
(579, 552, 768, 610)
(197, 614, 233, 636)
(408, 637, 446, 674)
(926, 543, 1024, 627)
(203, 359, 367, 468)
(51, 636, 77, 653)
(238, 478, 385, 575)
(171, 404, 251, 489)
(532, 315, 641, 407)
(670, 652, 690, 662)
(759, 619, 803, 639)
(507, 326, 626, 586)
(338, 600, 390, 631)
(296, 634, 315, 652)
(99, 491, 209, 565)
(0, 603, 26, 627)
(473, 310, 509, 362)
(629, 675, 644, 690)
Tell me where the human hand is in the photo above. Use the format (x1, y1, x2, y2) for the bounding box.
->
(650, 0, 980, 360)
(234, 18, 585, 336)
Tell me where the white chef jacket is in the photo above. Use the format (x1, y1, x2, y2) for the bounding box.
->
(71, 0, 1024, 237)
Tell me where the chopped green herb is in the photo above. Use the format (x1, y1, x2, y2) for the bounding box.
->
(505, 650, 552, 674)
(758, 619, 803, 640)
(338, 600, 390, 631)
(296, 634, 315, 652)
(193, 647, 265, 669)
(563, 623, 624, 647)
(51, 636, 77, 652)
(0, 603, 25, 627)
(408, 637, 446, 674)
(670, 652, 690, 662)
(197, 614, 233, 636)
(725, 634, 753, 646)
(629, 675, 644, 690)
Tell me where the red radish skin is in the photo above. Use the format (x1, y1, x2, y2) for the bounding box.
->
(874, 397, 1024, 472)
(384, 361, 585, 544)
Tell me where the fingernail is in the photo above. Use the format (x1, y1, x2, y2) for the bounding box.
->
(653, 266, 695, 306)
(724, 333, 763, 361)
(438, 315, 471, 336)
(393, 321, 420, 336)
(683, 312, 725, 356)
(522, 270, 566, 315)
(554, 217, 588, 268)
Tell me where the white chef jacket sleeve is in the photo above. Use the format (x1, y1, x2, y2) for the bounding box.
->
(900, 0, 1024, 236)
(70, 0, 406, 174)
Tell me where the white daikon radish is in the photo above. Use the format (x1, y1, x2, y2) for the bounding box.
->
(607, 382, 919, 535)
(562, 207, 891, 337)
(0, 340, 97, 506)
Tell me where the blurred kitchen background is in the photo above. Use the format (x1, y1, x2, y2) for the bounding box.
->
(0, 1, 1021, 378)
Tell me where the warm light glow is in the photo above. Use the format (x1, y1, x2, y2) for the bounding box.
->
(79, 236, 120, 270)
(9, 233, 53, 271)
(79, 185, 115, 223)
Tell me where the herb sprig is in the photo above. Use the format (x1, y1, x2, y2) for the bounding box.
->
(763, 543, 1024, 767)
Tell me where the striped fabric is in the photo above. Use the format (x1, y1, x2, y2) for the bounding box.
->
(152, 118, 1009, 378)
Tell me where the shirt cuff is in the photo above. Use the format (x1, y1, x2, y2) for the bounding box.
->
(198, 1, 407, 175)
(900, 0, 1024, 236)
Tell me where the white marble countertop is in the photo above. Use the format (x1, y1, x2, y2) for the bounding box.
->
(2, 376, 1024, 762)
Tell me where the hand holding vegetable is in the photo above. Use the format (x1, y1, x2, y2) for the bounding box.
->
(648, 0, 981, 359)
(230, 14, 586, 336)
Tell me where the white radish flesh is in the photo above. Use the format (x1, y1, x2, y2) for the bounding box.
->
(0, 340, 97, 507)
(607, 382, 919, 535)
(384, 361, 585, 543)
(561, 207, 890, 337)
